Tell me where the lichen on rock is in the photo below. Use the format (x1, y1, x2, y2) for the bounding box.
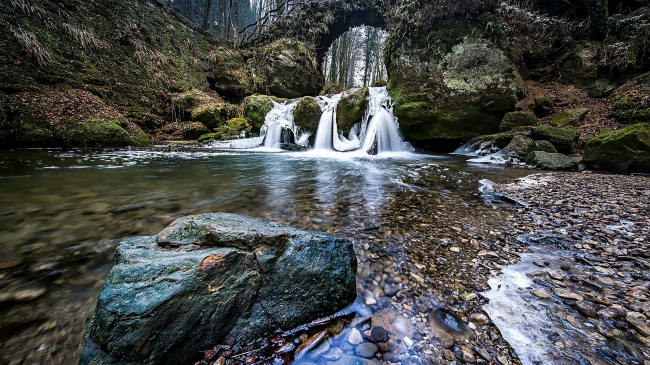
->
(583, 123, 650, 172)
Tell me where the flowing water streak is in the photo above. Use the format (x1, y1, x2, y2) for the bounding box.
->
(313, 94, 342, 150)
(263, 123, 283, 148)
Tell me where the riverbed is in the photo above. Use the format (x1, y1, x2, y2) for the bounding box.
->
(0, 146, 535, 364)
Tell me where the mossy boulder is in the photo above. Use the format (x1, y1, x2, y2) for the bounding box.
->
(527, 140, 558, 154)
(172, 90, 221, 121)
(612, 97, 650, 124)
(1, 90, 150, 148)
(257, 41, 323, 99)
(244, 95, 284, 130)
(550, 108, 589, 127)
(199, 117, 253, 143)
(181, 122, 208, 140)
(294, 96, 322, 133)
(583, 124, 650, 172)
(504, 135, 536, 159)
(336, 87, 369, 133)
(530, 126, 581, 154)
(527, 151, 580, 170)
(191, 102, 240, 130)
(207, 48, 253, 101)
(500, 112, 537, 132)
(533, 97, 554, 117)
(374, 79, 388, 87)
(388, 37, 524, 142)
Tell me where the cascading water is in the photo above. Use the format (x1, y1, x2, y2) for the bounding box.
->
(263, 123, 283, 149)
(210, 86, 412, 155)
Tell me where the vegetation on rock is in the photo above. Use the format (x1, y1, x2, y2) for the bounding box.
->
(530, 126, 582, 154)
(550, 108, 590, 127)
(500, 112, 537, 132)
(294, 97, 322, 133)
(583, 123, 650, 172)
(527, 151, 580, 170)
(336, 87, 369, 133)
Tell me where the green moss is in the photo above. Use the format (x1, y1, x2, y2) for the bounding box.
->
(180, 122, 208, 140)
(527, 151, 579, 170)
(374, 79, 387, 87)
(336, 87, 369, 133)
(530, 126, 582, 154)
(294, 97, 322, 133)
(500, 112, 537, 132)
(527, 140, 558, 155)
(612, 97, 650, 124)
(243, 95, 284, 130)
(550, 108, 589, 127)
(191, 103, 240, 130)
(583, 123, 650, 172)
(506, 135, 536, 159)
(199, 117, 252, 142)
(533, 97, 554, 117)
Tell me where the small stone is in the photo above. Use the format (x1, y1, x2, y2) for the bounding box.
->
(371, 326, 390, 342)
(322, 347, 343, 361)
(595, 276, 616, 286)
(596, 322, 614, 338)
(530, 289, 551, 299)
(383, 353, 398, 362)
(547, 270, 564, 281)
(459, 292, 477, 301)
(626, 312, 650, 337)
(575, 301, 599, 318)
(384, 284, 399, 297)
(310, 341, 330, 359)
(12, 288, 47, 302)
(455, 348, 475, 363)
(404, 337, 413, 348)
(348, 328, 364, 345)
(363, 290, 376, 306)
(597, 307, 625, 319)
(470, 313, 490, 325)
(474, 347, 491, 362)
(449, 247, 460, 253)
(355, 343, 378, 358)
(554, 288, 583, 301)
(564, 315, 578, 327)
(478, 250, 499, 258)
(442, 338, 455, 349)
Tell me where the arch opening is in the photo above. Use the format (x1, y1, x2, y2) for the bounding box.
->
(322, 26, 388, 90)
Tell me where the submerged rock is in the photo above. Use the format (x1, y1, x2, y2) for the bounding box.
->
(80, 213, 357, 365)
(583, 123, 650, 172)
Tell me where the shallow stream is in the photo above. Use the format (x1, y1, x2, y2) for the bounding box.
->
(0, 147, 533, 364)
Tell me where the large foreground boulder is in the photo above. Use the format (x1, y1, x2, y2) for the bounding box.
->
(583, 123, 650, 172)
(80, 213, 357, 365)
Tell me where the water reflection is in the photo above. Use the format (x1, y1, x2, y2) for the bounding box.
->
(0, 147, 531, 364)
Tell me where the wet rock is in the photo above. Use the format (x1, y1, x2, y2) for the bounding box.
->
(323, 347, 343, 361)
(470, 313, 490, 326)
(348, 328, 364, 345)
(12, 288, 47, 302)
(530, 290, 551, 299)
(597, 307, 625, 319)
(355, 343, 379, 358)
(455, 348, 476, 363)
(80, 213, 357, 365)
(554, 288, 583, 301)
(626, 312, 650, 337)
(371, 326, 390, 342)
(337, 87, 370, 134)
(575, 301, 599, 318)
(459, 292, 477, 301)
(384, 283, 399, 297)
(474, 347, 491, 362)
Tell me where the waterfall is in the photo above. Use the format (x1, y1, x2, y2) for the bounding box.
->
(263, 123, 283, 149)
(361, 108, 404, 153)
(210, 86, 412, 155)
